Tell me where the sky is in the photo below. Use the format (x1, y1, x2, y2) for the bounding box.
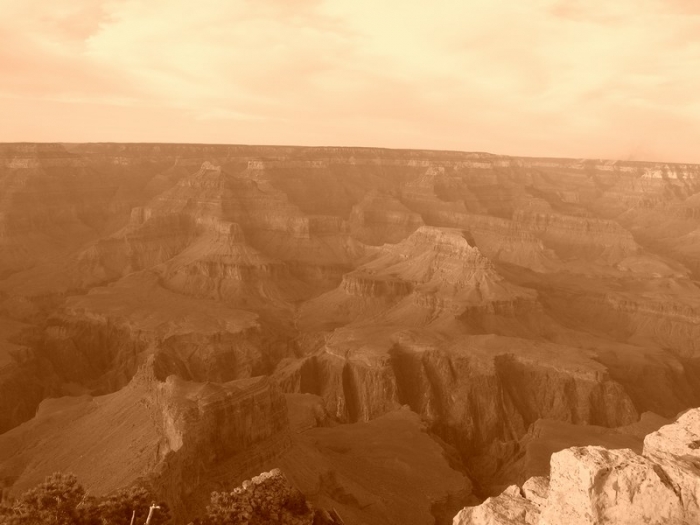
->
(1, 0, 700, 163)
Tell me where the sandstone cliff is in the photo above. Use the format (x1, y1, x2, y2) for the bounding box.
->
(453, 407, 700, 525)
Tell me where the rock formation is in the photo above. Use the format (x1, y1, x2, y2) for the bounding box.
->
(453, 408, 700, 525)
(3, 144, 700, 523)
(0, 360, 292, 521)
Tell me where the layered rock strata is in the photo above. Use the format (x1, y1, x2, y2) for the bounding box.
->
(298, 226, 537, 332)
(277, 331, 639, 495)
(4, 144, 700, 523)
(148, 374, 292, 520)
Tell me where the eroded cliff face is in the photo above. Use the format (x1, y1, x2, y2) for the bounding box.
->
(146, 374, 292, 520)
(275, 329, 640, 496)
(453, 407, 700, 525)
(0, 360, 294, 524)
(298, 226, 538, 334)
(3, 144, 700, 522)
(0, 271, 294, 433)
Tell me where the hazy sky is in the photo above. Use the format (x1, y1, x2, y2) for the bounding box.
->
(2, 0, 700, 162)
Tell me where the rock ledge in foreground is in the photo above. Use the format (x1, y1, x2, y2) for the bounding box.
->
(453, 408, 700, 525)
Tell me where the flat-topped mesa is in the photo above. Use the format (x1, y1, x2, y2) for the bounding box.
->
(453, 407, 700, 525)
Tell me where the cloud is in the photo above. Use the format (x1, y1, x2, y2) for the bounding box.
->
(0, 0, 699, 162)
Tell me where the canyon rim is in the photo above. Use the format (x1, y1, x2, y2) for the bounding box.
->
(3, 0, 700, 523)
(1, 144, 700, 523)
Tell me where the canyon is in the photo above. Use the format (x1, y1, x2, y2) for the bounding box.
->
(1, 143, 700, 523)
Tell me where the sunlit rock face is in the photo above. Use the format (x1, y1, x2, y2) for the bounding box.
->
(147, 373, 293, 520)
(453, 408, 700, 525)
(2, 144, 700, 524)
(0, 361, 293, 524)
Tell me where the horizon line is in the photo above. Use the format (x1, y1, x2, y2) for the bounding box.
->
(1, 140, 698, 167)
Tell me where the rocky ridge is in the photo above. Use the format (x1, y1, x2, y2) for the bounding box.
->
(453, 407, 700, 525)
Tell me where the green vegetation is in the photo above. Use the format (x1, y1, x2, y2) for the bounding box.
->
(0, 470, 338, 525)
(196, 470, 311, 525)
(0, 473, 171, 525)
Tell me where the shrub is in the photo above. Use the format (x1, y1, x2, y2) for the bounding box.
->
(0, 474, 170, 525)
(0, 472, 85, 525)
(203, 469, 312, 525)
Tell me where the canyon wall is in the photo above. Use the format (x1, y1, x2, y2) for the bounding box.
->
(3, 143, 700, 522)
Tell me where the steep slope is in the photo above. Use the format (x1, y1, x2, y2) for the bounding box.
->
(0, 363, 292, 523)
